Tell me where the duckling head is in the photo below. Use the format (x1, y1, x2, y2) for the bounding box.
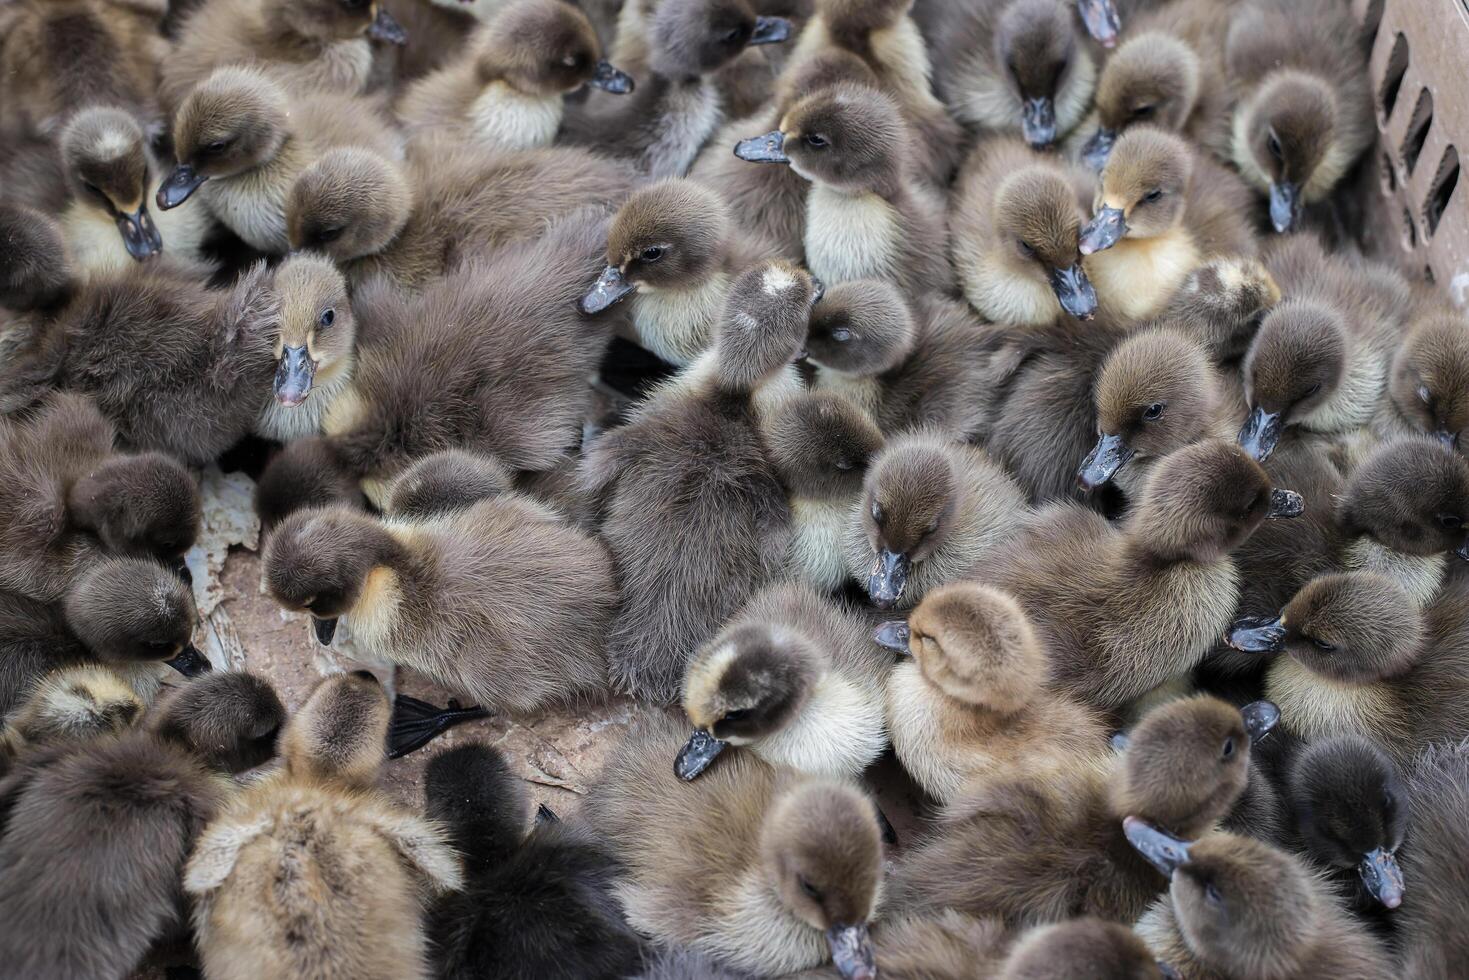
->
(152, 671, 286, 773)
(1082, 328, 1215, 491)
(282, 670, 391, 787)
(162, 66, 292, 209)
(711, 259, 819, 391)
(67, 451, 201, 572)
(773, 50, 881, 114)
(1338, 435, 1469, 558)
(998, 917, 1173, 980)
(63, 556, 209, 676)
(473, 0, 632, 97)
(263, 0, 407, 46)
(1238, 298, 1347, 460)
(424, 743, 529, 866)
(990, 164, 1096, 320)
(995, 0, 1085, 149)
(0, 203, 73, 311)
(905, 583, 1047, 715)
(269, 252, 355, 409)
(1165, 256, 1281, 363)
(1289, 735, 1406, 909)
(263, 507, 396, 646)
(760, 781, 882, 980)
(735, 84, 909, 198)
(59, 107, 162, 261)
(1237, 71, 1339, 233)
(4, 665, 144, 751)
(387, 449, 515, 519)
(648, 0, 791, 79)
(581, 179, 731, 314)
(858, 435, 963, 609)
(1080, 127, 1192, 255)
(1080, 33, 1200, 170)
(805, 279, 917, 377)
(815, 0, 911, 42)
(765, 391, 883, 502)
(287, 147, 412, 260)
(1389, 311, 1469, 451)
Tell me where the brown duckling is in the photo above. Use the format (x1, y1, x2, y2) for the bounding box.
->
(252, 436, 366, 531)
(999, 918, 1174, 980)
(0, 664, 143, 771)
(844, 430, 1027, 611)
(0, 671, 285, 980)
(1397, 740, 1469, 979)
(804, 277, 917, 424)
(1376, 309, 1469, 451)
(677, 582, 890, 781)
(185, 672, 463, 980)
(397, 0, 633, 150)
(1129, 827, 1392, 979)
(385, 447, 515, 520)
(880, 582, 1109, 804)
(586, 712, 884, 979)
(255, 253, 356, 443)
(0, 204, 74, 320)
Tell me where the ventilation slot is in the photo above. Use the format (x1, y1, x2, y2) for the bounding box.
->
(1402, 206, 1418, 250)
(1425, 264, 1436, 284)
(1381, 151, 1397, 193)
(1400, 87, 1434, 175)
(1362, 0, 1385, 48)
(1379, 33, 1409, 121)
(1425, 145, 1460, 236)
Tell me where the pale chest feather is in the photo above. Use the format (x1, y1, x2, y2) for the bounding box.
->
(703, 877, 830, 976)
(203, 164, 293, 253)
(289, 38, 374, 95)
(1266, 655, 1402, 744)
(631, 272, 728, 366)
(254, 365, 353, 442)
(1088, 227, 1201, 321)
(342, 566, 403, 659)
(752, 669, 886, 778)
(885, 662, 965, 802)
(956, 248, 1058, 325)
(643, 82, 721, 178)
(1099, 561, 1239, 701)
(1298, 338, 1390, 435)
(787, 496, 855, 593)
(468, 84, 563, 150)
(1341, 538, 1445, 608)
(869, 21, 942, 112)
(803, 187, 901, 286)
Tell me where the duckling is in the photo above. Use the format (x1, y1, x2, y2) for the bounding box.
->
(732, 82, 952, 293)
(287, 140, 636, 290)
(765, 390, 884, 593)
(973, 439, 1302, 711)
(158, 65, 401, 253)
(1078, 126, 1256, 322)
(161, 0, 408, 111)
(1129, 826, 1392, 979)
(255, 253, 356, 443)
(881, 582, 1109, 804)
(844, 430, 1027, 610)
(998, 917, 1175, 980)
(397, 0, 634, 150)
(586, 712, 884, 978)
(951, 136, 1097, 323)
(580, 177, 777, 366)
(1377, 309, 1469, 451)
(1160, 253, 1282, 365)
(386, 448, 515, 520)
(253, 436, 366, 530)
(0, 664, 144, 769)
(677, 582, 889, 781)
(803, 278, 916, 424)
(184, 672, 460, 980)
(634, 949, 748, 980)
(0, 671, 285, 980)
(888, 695, 1279, 924)
(1397, 740, 1469, 979)
(423, 743, 644, 978)
(0, 203, 74, 319)
(579, 260, 816, 702)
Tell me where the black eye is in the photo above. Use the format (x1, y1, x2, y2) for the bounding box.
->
(871, 501, 885, 525)
(722, 707, 750, 723)
(923, 520, 939, 536)
(834, 457, 855, 471)
(1267, 131, 1283, 161)
(1221, 737, 1235, 760)
(1439, 513, 1464, 530)
(314, 226, 345, 245)
(804, 133, 828, 148)
(319, 308, 335, 328)
(81, 181, 107, 201)
(1133, 104, 1156, 119)
(1143, 402, 1165, 421)
(798, 876, 823, 901)
(143, 639, 173, 652)
(722, 26, 744, 44)
(1017, 240, 1036, 258)
(1144, 188, 1163, 203)
(1304, 382, 1322, 398)
(640, 245, 665, 263)
(207, 139, 229, 154)
(1205, 882, 1224, 906)
(1310, 636, 1337, 652)
(830, 326, 853, 343)
(341, 0, 367, 9)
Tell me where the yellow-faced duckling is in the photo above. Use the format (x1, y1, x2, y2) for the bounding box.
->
(1377, 309, 1469, 451)
(255, 253, 356, 443)
(586, 712, 884, 979)
(880, 582, 1109, 804)
(397, 0, 633, 150)
(0, 671, 285, 980)
(1397, 740, 1469, 979)
(0, 664, 144, 770)
(1129, 827, 1392, 979)
(845, 430, 1027, 611)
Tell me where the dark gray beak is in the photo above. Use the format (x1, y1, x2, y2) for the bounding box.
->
(274, 345, 315, 407)
(536, 802, 560, 824)
(579, 265, 635, 314)
(164, 642, 213, 677)
(1081, 126, 1118, 171)
(368, 7, 408, 44)
(867, 548, 910, 609)
(826, 923, 876, 980)
(1239, 699, 1280, 742)
(1237, 405, 1283, 461)
(1434, 428, 1458, 451)
(169, 557, 193, 588)
(1021, 96, 1057, 148)
(1457, 536, 1469, 562)
(734, 130, 789, 164)
(1079, 206, 1126, 255)
(810, 275, 825, 305)
(1077, 432, 1134, 490)
(1224, 613, 1286, 653)
(1267, 487, 1304, 519)
(873, 619, 911, 653)
(674, 728, 728, 780)
(749, 15, 792, 45)
(1049, 263, 1098, 319)
(1123, 816, 1193, 877)
(1358, 846, 1404, 909)
(1158, 962, 1183, 980)
(1077, 0, 1121, 46)
(589, 60, 634, 94)
(115, 204, 163, 261)
(157, 164, 207, 209)
(313, 616, 338, 646)
(1269, 180, 1300, 234)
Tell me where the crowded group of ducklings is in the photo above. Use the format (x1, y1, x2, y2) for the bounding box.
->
(1, 0, 1468, 974)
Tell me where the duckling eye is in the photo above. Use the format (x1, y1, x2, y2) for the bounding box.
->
(1438, 513, 1464, 530)
(1221, 737, 1235, 760)
(830, 326, 853, 343)
(1143, 402, 1165, 421)
(834, 457, 856, 471)
(1266, 130, 1284, 162)
(143, 639, 174, 653)
(1204, 882, 1224, 906)
(314, 226, 345, 245)
(1304, 382, 1322, 399)
(640, 245, 666, 263)
(721, 707, 751, 723)
(340, 0, 367, 9)
(81, 181, 106, 201)
(206, 139, 231, 155)
(319, 308, 335, 328)
(798, 876, 824, 902)
(1143, 188, 1163, 203)
(1017, 240, 1036, 258)
(871, 501, 885, 525)
(721, 26, 744, 44)
(804, 133, 829, 149)
(1310, 636, 1337, 652)
(1132, 104, 1156, 119)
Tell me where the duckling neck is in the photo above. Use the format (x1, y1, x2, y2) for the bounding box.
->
(811, 367, 883, 421)
(469, 82, 564, 151)
(629, 270, 730, 366)
(802, 184, 903, 287)
(1087, 226, 1201, 322)
(640, 75, 721, 179)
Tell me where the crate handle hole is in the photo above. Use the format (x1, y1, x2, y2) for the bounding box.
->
(1379, 33, 1409, 122)
(1362, 0, 1385, 49)
(1400, 87, 1434, 176)
(1381, 151, 1397, 193)
(1425, 145, 1460, 237)
(1403, 206, 1418, 250)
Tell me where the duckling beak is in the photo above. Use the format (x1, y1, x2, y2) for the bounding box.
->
(1237, 405, 1283, 461)
(580, 265, 635, 314)
(1080, 127, 1117, 171)
(1077, 432, 1133, 490)
(367, 7, 408, 44)
(873, 619, 911, 653)
(826, 923, 876, 980)
(1358, 847, 1404, 909)
(1267, 487, 1304, 519)
(749, 15, 792, 45)
(733, 130, 789, 164)
(1077, 0, 1121, 46)
(1434, 428, 1458, 450)
(1123, 816, 1193, 877)
(169, 556, 194, 587)
(1021, 97, 1057, 149)
(536, 802, 560, 824)
(589, 60, 635, 94)
(1456, 536, 1469, 562)
(1110, 731, 1130, 751)
(1268, 180, 1300, 234)
(164, 642, 213, 677)
(810, 275, 826, 304)
(1158, 961, 1183, 980)
(313, 616, 338, 646)
(115, 203, 163, 261)
(1049, 263, 1097, 320)
(274, 345, 315, 407)
(674, 728, 728, 780)
(1079, 206, 1126, 255)
(867, 548, 910, 609)
(1239, 699, 1280, 741)
(1223, 613, 1286, 653)
(156, 164, 207, 209)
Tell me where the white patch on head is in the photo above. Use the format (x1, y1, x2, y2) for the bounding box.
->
(762, 265, 797, 295)
(92, 130, 134, 161)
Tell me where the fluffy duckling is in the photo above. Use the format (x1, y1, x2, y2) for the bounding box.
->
(158, 65, 401, 253)
(1397, 741, 1469, 979)
(255, 253, 356, 442)
(579, 260, 816, 702)
(998, 918, 1176, 980)
(880, 582, 1108, 804)
(0, 203, 74, 320)
(676, 582, 889, 781)
(0, 671, 285, 980)
(1160, 253, 1283, 365)
(253, 436, 366, 530)
(1077, 126, 1256, 322)
(424, 743, 643, 978)
(587, 712, 884, 979)
(888, 695, 1279, 924)
(385, 448, 515, 520)
(1377, 309, 1469, 451)
(1215, 0, 1373, 233)
(974, 439, 1302, 711)
(185, 672, 461, 980)
(397, 0, 633, 150)
(0, 665, 144, 769)
(733, 82, 952, 293)
(951, 135, 1097, 323)
(580, 177, 776, 365)
(287, 140, 636, 289)
(1130, 827, 1392, 979)
(844, 430, 1027, 611)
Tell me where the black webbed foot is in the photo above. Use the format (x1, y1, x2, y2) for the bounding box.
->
(385, 694, 490, 759)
